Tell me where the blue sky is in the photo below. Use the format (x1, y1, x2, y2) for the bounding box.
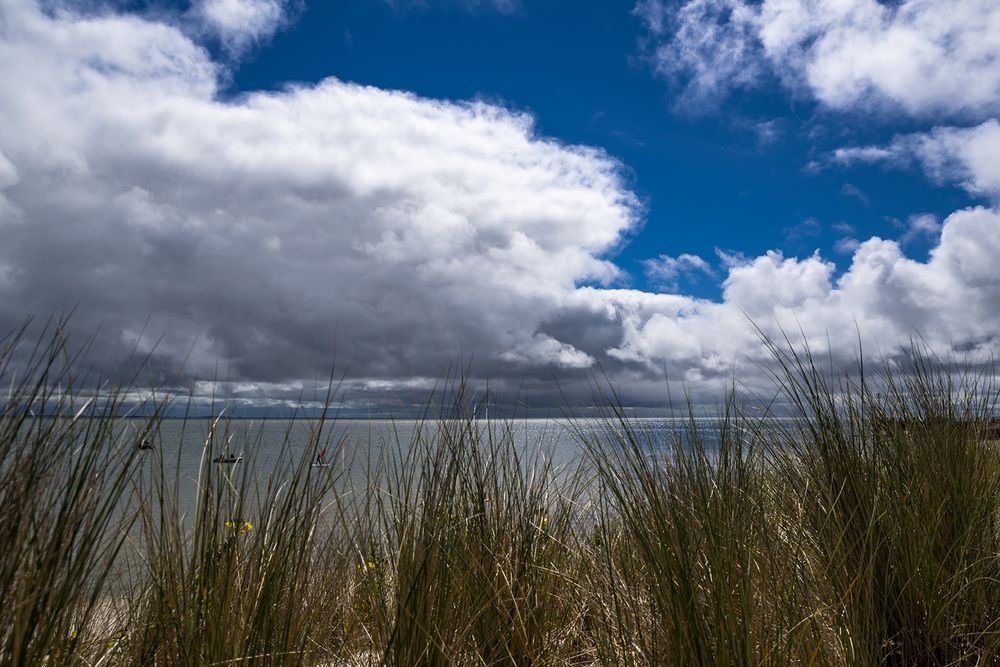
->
(1, 0, 998, 411)
(227, 0, 971, 296)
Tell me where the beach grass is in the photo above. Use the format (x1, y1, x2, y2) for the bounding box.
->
(3, 326, 1000, 665)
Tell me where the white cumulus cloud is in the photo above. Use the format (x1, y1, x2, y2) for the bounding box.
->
(640, 0, 1000, 118)
(194, 0, 291, 54)
(0, 0, 638, 391)
(593, 206, 1000, 393)
(834, 120, 1000, 202)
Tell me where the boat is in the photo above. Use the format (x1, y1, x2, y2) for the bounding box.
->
(138, 438, 155, 450)
(212, 454, 242, 464)
(312, 448, 331, 468)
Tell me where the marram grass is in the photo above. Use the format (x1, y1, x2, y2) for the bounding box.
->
(3, 326, 1000, 665)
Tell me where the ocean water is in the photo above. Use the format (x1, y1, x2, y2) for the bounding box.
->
(126, 416, 729, 515)
(136, 416, 723, 475)
(43, 415, 733, 587)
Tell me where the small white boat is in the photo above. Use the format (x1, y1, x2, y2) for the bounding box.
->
(213, 454, 242, 464)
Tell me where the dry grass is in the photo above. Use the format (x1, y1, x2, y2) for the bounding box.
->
(3, 324, 1000, 665)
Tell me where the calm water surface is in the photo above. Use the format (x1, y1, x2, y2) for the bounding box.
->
(137, 417, 725, 488)
(91, 417, 731, 585)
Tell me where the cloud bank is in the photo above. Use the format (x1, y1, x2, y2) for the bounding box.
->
(2, 0, 1000, 410)
(0, 0, 640, 405)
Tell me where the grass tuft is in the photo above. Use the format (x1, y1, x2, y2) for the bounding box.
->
(3, 325, 1000, 665)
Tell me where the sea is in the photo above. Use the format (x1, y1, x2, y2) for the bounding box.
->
(125, 416, 731, 517)
(42, 416, 739, 588)
(136, 416, 724, 475)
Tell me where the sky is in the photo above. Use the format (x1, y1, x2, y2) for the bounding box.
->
(0, 0, 999, 414)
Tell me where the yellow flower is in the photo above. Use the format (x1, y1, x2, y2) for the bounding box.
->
(366, 561, 377, 572)
(241, 521, 253, 533)
(541, 516, 549, 526)
(224, 520, 234, 529)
